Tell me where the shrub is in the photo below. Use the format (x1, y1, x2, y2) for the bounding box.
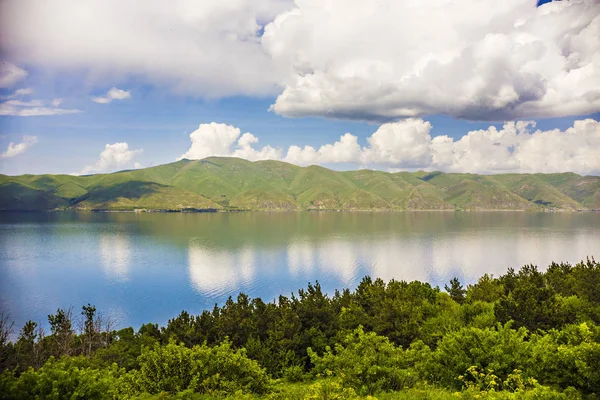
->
(0, 356, 121, 400)
(427, 323, 530, 389)
(308, 326, 418, 395)
(123, 340, 270, 396)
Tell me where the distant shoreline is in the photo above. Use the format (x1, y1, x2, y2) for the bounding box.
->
(2, 157, 599, 212)
(1, 208, 598, 213)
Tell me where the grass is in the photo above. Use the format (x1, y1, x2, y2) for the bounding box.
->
(1, 157, 598, 211)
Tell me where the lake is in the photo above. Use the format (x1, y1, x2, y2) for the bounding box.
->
(1, 211, 599, 333)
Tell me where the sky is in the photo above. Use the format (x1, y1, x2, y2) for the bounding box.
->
(0, 0, 599, 176)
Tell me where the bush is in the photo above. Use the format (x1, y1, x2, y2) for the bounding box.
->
(0, 356, 121, 400)
(122, 340, 270, 396)
(308, 326, 419, 395)
(529, 323, 600, 394)
(282, 364, 306, 382)
(427, 323, 531, 389)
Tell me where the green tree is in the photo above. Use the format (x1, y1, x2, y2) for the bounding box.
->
(81, 304, 97, 356)
(15, 320, 43, 370)
(0, 313, 15, 372)
(48, 307, 75, 357)
(495, 265, 567, 331)
(445, 277, 466, 304)
(466, 274, 504, 303)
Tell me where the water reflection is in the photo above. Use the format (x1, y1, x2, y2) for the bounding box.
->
(287, 241, 315, 277)
(1, 211, 599, 332)
(316, 239, 359, 285)
(99, 234, 131, 282)
(186, 223, 600, 300)
(187, 244, 256, 296)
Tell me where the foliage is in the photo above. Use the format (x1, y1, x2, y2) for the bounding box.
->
(1, 259, 600, 398)
(427, 323, 531, 389)
(121, 340, 270, 396)
(0, 356, 121, 400)
(445, 277, 466, 304)
(308, 326, 420, 395)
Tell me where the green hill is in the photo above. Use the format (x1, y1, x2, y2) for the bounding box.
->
(1, 157, 599, 211)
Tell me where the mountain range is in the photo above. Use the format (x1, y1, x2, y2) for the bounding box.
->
(1, 157, 599, 211)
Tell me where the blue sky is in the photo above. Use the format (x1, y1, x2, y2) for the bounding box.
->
(1, 0, 599, 175)
(1, 86, 597, 175)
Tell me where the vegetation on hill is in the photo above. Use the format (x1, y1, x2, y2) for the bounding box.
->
(1, 157, 599, 211)
(1, 258, 599, 399)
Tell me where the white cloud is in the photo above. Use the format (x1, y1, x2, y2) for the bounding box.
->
(232, 132, 282, 161)
(180, 122, 283, 161)
(362, 119, 433, 167)
(13, 88, 33, 96)
(0, 88, 79, 116)
(1, 0, 293, 98)
(0, 88, 34, 100)
(91, 87, 132, 104)
(179, 118, 600, 175)
(3, 1, 597, 121)
(4, 99, 44, 107)
(0, 62, 27, 88)
(0, 98, 82, 116)
(364, 118, 600, 175)
(284, 133, 361, 165)
(265, 0, 600, 121)
(283, 121, 432, 167)
(0, 135, 38, 159)
(79, 142, 143, 175)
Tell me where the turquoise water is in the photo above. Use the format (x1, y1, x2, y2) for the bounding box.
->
(1, 211, 599, 332)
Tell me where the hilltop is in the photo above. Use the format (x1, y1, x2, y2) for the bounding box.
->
(1, 157, 599, 211)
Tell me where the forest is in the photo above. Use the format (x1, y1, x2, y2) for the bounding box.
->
(1, 258, 599, 399)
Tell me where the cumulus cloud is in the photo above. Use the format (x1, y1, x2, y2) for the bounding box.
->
(0, 135, 38, 159)
(265, 0, 600, 121)
(79, 142, 143, 175)
(431, 118, 600, 175)
(180, 119, 600, 175)
(180, 122, 282, 161)
(362, 120, 433, 167)
(3, 1, 597, 121)
(283, 119, 435, 167)
(1, 0, 292, 97)
(284, 133, 361, 165)
(91, 87, 132, 104)
(0, 62, 27, 88)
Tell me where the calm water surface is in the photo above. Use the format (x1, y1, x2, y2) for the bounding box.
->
(1, 211, 599, 332)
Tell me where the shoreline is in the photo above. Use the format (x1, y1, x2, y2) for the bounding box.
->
(1, 208, 598, 213)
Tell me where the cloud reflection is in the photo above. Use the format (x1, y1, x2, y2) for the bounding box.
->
(99, 234, 131, 282)
(187, 245, 256, 296)
(287, 228, 600, 288)
(287, 240, 314, 277)
(186, 223, 600, 299)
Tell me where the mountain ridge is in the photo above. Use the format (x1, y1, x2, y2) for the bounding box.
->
(1, 157, 599, 211)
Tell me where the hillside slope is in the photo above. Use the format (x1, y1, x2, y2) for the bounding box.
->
(1, 157, 599, 211)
